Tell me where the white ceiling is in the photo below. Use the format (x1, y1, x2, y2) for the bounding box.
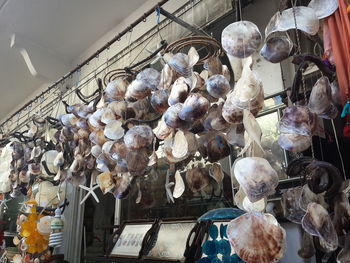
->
(0, 0, 143, 120)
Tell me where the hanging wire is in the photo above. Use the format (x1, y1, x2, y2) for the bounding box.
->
(331, 119, 347, 179)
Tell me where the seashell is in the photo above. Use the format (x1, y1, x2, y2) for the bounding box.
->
(234, 186, 246, 210)
(299, 184, 327, 212)
(123, 125, 154, 150)
(96, 172, 115, 194)
(168, 77, 189, 106)
(60, 113, 78, 127)
(88, 108, 105, 129)
(89, 129, 107, 146)
(203, 57, 223, 76)
(279, 106, 316, 136)
(308, 76, 338, 119)
(163, 136, 188, 163)
(222, 65, 231, 82)
(150, 89, 169, 113)
(126, 150, 149, 175)
(226, 124, 245, 147)
(173, 170, 185, 198)
(77, 128, 89, 140)
(207, 135, 230, 162)
(104, 120, 124, 140)
(260, 35, 294, 63)
(153, 116, 174, 140)
(164, 103, 191, 130)
(40, 150, 59, 175)
(158, 64, 174, 90)
(91, 144, 102, 158)
(110, 140, 129, 161)
(28, 163, 41, 175)
(333, 193, 350, 244)
(136, 68, 160, 91)
(191, 72, 206, 91)
(222, 21, 262, 58)
(265, 7, 319, 39)
(234, 157, 279, 202)
(167, 47, 199, 77)
(107, 100, 127, 119)
(101, 140, 115, 157)
(113, 173, 131, 199)
(243, 109, 264, 152)
(19, 170, 30, 183)
(101, 108, 116, 124)
(301, 202, 338, 251)
(186, 167, 210, 193)
(209, 163, 224, 185)
(308, 0, 338, 19)
(203, 103, 229, 131)
(125, 79, 151, 100)
(96, 154, 111, 173)
(25, 124, 38, 138)
(70, 154, 84, 173)
(105, 78, 129, 100)
(178, 93, 209, 122)
(243, 196, 267, 212)
(298, 231, 315, 259)
(30, 146, 42, 160)
(227, 212, 286, 263)
(281, 186, 305, 224)
(278, 133, 311, 152)
(172, 130, 188, 159)
(206, 74, 231, 98)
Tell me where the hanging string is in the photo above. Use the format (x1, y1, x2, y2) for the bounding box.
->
(331, 119, 346, 179)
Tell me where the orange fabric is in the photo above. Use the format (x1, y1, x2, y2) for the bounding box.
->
(326, 0, 350, 104)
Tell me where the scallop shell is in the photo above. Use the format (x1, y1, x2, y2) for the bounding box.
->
(278, 133, 311, 152)
(96, 172, 115, 194)
(150, 89, 169, 113)
(222, 21, 262, 58)
(168, 77, 189, 106)
(234, 157, 279, 202)
(104, 120, 124, 140)
(206, 74, 231, 98)
(265, 7, 319, 39)
(178, 93, 209, 122)
(105, 78, 129, 100)
(227, 212, 286, 263)
(308, 0, 338, 19)
(185, 167, 210, 193)
(301, 202, 338, 252)
(164, 103, 191, 130)
(123, 125, 154, 150)
(173, 170, 185, 198)
(281, 186, 305, 224)
(260, 35, 294, 63)
(136, 68, 160, 91)
(243, 196, 267, 212)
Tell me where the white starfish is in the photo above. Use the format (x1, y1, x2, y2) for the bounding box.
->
(79, 176, 99, 205)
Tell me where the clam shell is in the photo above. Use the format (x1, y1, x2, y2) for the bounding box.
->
(227, 212, 286, 263)
(234, 157, 279, 202)
(243, 196, 267, 212)
(123, 125, 154, 150)
(60, 114, 78, 127)
(110, 140, 129, 161)
(164, 103, 191, 130)
(105, 78, 129, 100)
(281, 186, 305, 224)
(206, 74, 231, 98)
(107, 101, 127, 119)
(178, 93, 209, 122)
(136, 68, 160, 91)
(89, 129, 108, 146)
(168, 77, 189, 106)
(222, 21, 262, 58)
(308, 0, 338, 19)
(104, 120, 124, 140)
(113, 173, 131, 199)
(88, 108, 105, 129)
(150, 89, 169, 113)
(91, 145, 102, 158)
(185, 167, 210, 193)
(125, 79, 151, 100)
(265, 7, 319, 38)
(279, 106, 316, 136)
(101, 108, 116, 124)
(96, 154, 111, 172)
(173, 170, 185, 198)
(301, 202, 338, 251)
(96, 172, 115, 194)
(278, 133, 311, 152)
(260, 35, 294, 63)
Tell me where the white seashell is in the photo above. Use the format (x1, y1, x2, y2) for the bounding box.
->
(173, 170, 185, 199)
(104, 120, 124, 140)
(105, 78, 128, 100)
(91, 145, 102, 158)
(168, 77, 189, 106)
(222, 21, 262, 58)
(153, 116, 174, 140)
(41, 150, 59, 175)
(53, 151, 64, 167)
(101, 108, 116, 124)
(172, 130, 188, 159)
(123, 125, 154, 150)
(308, 0, 338, 19)
(243, 196, 267, 212)
(234, 186, 246, 210)
(206, 74, 231, 98)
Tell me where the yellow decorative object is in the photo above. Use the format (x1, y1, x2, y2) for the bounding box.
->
(19, 200, 48, 254)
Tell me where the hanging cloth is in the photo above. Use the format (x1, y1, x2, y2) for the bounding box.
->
(324, 0, 350, 105)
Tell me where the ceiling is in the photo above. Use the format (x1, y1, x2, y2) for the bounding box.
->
(0, 0, 143, 121)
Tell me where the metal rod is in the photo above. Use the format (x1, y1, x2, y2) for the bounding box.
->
(0, 0, 171, 129)
(159, 7, 205, 35)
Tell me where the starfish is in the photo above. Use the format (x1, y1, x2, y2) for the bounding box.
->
(0, 199, 10, 209)
(78, 176, 99, 205)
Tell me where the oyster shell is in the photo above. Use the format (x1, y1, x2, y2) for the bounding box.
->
(203, 56, 222, 76)
(203, 102, 229, 131)
(281, 186, 305, 224)
(164, 103, 191, 130)
(173, 170, 185, 198)
(123, 125, 154, 150)
(178, 93, 209, 122)
(125, 79, 151, 100)
(105, 78, 128, 100)
(172, 130, 188, 159)
(299, 184, 327, 212)
(243, 196, 267, 212)
(227, 212, 286, 263)
(168, 77, 189, 106)
(207, 135, 230, 162)
(113, 173, 131, 199)
(158, 64, 174, 90)
(167, 47, 199, 78)
(234, 157, 279, 202)
(126, 150, 149, 176)
(222, 21, 262, 58)
(278, 133, 311, 152)
(260, 35, 294, 63)
(279, 106, 316, 136)
(185, 166, 210, 193)
(308, 0, 338, 19)
(206, 74, 231, 98)
(104, 120, 124, 140)
(150, 89, 169, 113)
(301, 202, 338, 252)
(136, 68, 160, 91)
